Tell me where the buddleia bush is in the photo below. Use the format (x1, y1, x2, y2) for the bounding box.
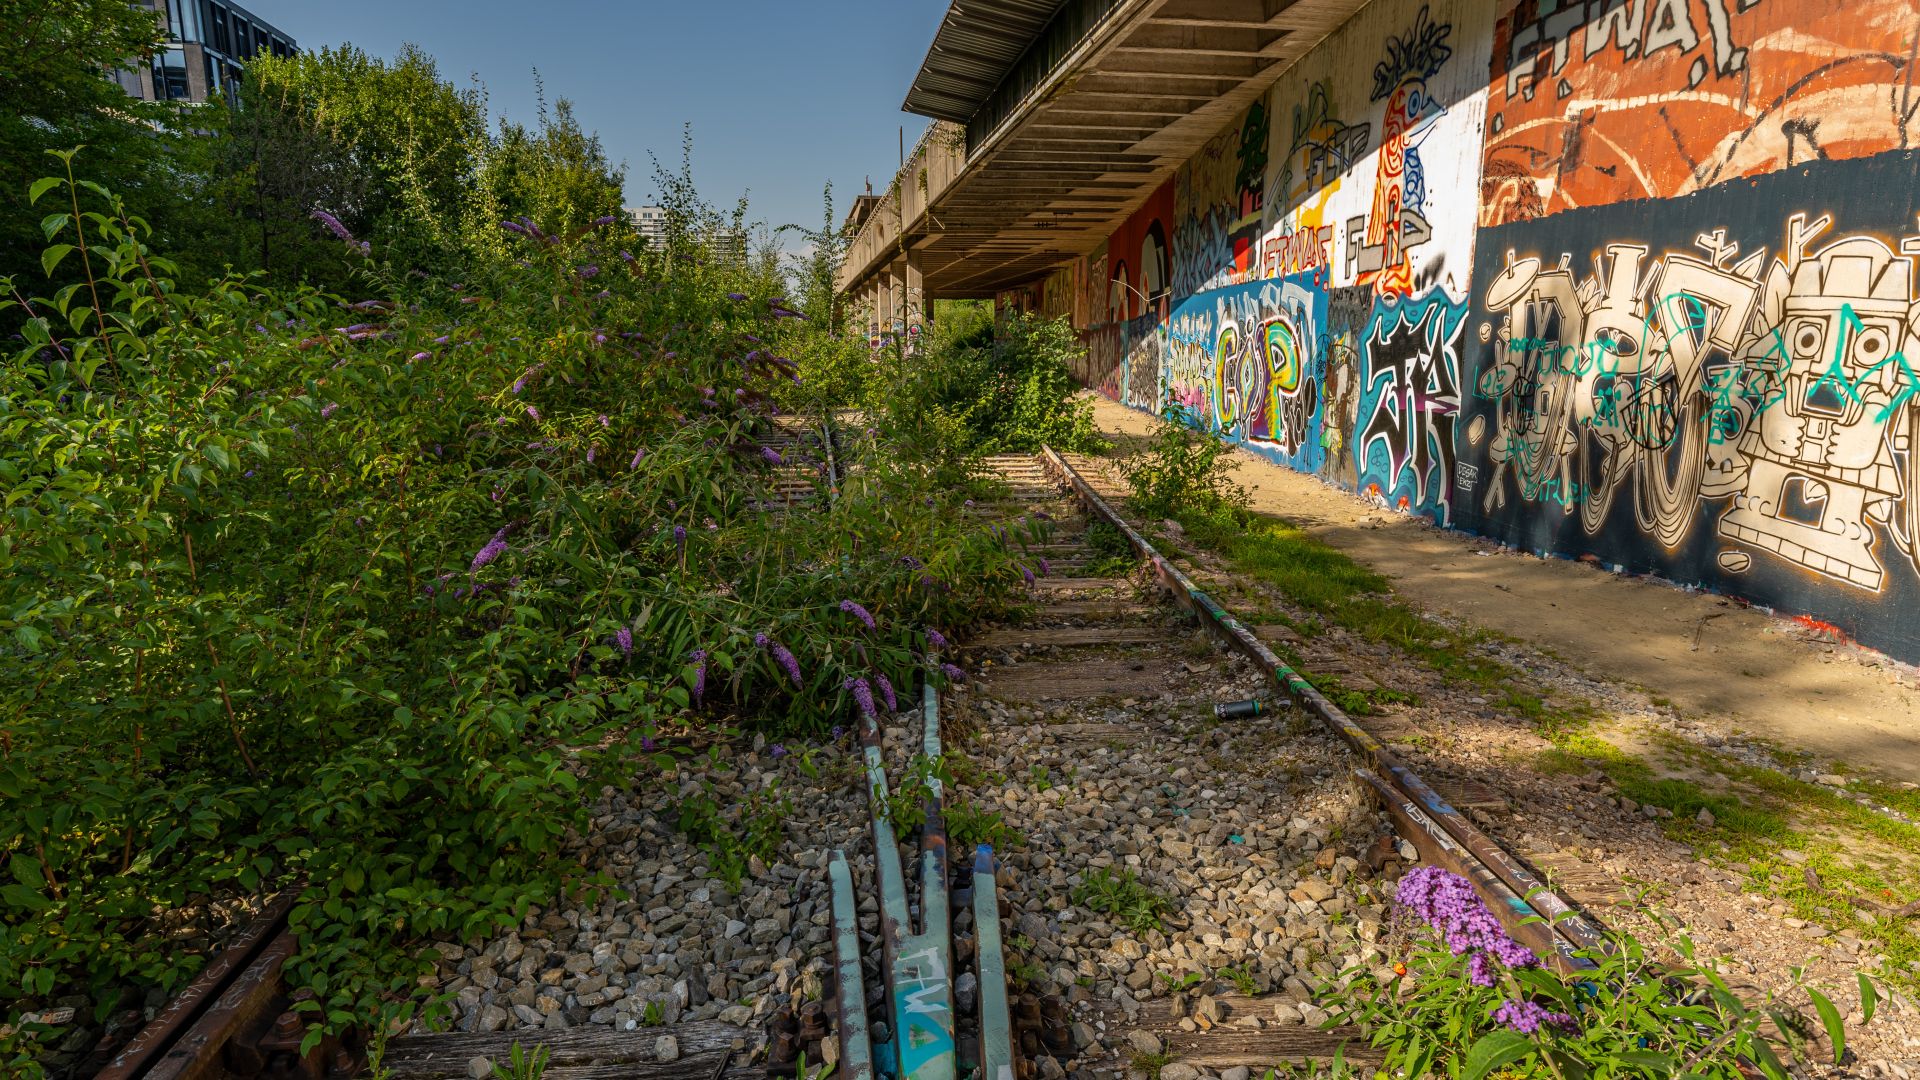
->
(0, 153, 1043, 1068)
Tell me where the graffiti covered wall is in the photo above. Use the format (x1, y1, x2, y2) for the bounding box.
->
(1042, 0, 1920, 660)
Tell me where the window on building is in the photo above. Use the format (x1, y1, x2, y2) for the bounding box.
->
(155, 47, 191, 100)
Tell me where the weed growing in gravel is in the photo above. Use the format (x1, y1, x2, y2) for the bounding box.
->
(1082, 519, 1140, 576)
(946, 802, 1024, 852)
(1156, 970, 1206, 992)
(674, 784, 789, 889)
(488, 1042, 551, 1080)
(1218, 964, 1261, 996)
(879, 754, 954, 841)
(640, 1000, 664, 1025)
(1073, 867, 1175, 933)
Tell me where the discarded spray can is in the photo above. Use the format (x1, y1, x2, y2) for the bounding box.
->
(1214, 699, 1265, 719)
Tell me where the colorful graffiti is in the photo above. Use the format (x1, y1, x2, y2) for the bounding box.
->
(1483, 0, 1920, 227)
(1459, 151, 1920, 658)
(1356, 288, 1467, 522)
(1352, 6, 1454, 296)
(1167, 276, 1330, 471)
(1175, 103, 1270, 297)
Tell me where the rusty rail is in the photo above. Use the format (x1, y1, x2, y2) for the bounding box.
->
(93, 887, 363, 1079)
(1036, 446, 1606, 972)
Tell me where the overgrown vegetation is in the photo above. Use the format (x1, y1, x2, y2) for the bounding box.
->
(0, 22, 1084, 1066)
(1328, 867, 1884, 1080)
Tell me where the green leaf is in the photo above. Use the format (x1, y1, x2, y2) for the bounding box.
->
(42, 244, 76, 276)
(40, 212, 71, 240)
(1859, 974, 1878, 1025)
(1806, 989, 1844, 1063)
(10, 854, 47, 890)
(1462, 1030, 1534, 1080)
(28, 177, 62, 205)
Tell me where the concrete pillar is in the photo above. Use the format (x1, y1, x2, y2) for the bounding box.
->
(886, 260, 906, 344)
(903, 250, 925, 351)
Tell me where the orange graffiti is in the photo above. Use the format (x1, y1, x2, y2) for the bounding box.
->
(1483, 0, 1920, 226)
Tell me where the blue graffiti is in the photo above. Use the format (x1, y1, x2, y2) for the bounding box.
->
(1355, 289, 1466, 524)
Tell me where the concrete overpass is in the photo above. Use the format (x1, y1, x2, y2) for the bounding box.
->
(838, 0, 1368, 341)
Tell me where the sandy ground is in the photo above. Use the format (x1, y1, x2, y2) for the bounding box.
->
(1083, 393, 1920, 782)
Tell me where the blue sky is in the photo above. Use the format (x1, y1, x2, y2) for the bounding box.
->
(247, 1, 943, 242)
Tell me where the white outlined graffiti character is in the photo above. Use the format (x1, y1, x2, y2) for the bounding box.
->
(1719, 216, 1920, 590)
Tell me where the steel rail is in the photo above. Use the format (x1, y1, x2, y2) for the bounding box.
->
(1036, 446, 1606, 972)
(828, 851, 878, 1080)
(858, 689, 958, 1080)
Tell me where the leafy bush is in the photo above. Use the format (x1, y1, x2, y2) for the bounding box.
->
(868, 308, 1105, 473)
(0, 154, 1036, 1067)
(1121, 406, 1251, 526)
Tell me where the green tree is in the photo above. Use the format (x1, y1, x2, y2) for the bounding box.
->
(0, 1, 171, 287)
(482, 94, 627, 238)
(243, 43, 488, 272)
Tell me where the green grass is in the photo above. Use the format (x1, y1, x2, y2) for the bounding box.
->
(1124, 463, 1920, 989)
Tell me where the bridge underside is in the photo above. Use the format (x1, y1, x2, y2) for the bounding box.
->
(841, 0, 1369, 305)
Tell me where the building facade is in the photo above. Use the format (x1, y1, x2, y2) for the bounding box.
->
(842, 0, 1920, 666)
(114, 0, 297, 104)
(626, 206, 669, 250)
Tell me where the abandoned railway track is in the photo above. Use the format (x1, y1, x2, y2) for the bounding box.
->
(92, 439, 1618, 1080)
(821, 448, 1612, 1079)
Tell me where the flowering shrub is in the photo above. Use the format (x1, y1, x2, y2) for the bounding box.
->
(0, 160, 1042, 1067)
(1324, 866, 1881, 1079)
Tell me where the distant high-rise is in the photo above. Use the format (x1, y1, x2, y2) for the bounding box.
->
(113, 0, 296, 104)
(627, 206, 669, 251)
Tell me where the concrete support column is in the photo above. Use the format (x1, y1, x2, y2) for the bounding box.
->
(875, 274, 892, 345)
(886, 260, 906, 345)
(903, 250, 925, 351)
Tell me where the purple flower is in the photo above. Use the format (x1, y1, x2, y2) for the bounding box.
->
(642, 736, 657, 751)
(844, 677, 876, 718)
(757, 633, 802, 687)
(839, 599, 875, 630)
(1396, 866, 1541, 973)
(593, 214, 616, 226)
(525, 405, 540, 421)
(926, 628, 948, 649)
(586, 446, 597, 463)
(310, 208, 354, 242)
(320, 402, 340, 419)
(673, 524, 687, 546)
(770, 743, 788, 758)
(433, 335, 450, 345)
(830, 725, 845, 739)
(470, 529, 509, 571)
(689, 649, 707, 705)
(614, 627, 634, 656)
(1493, 1000, 1574, 1035)
(513, 378, 526, 394)
(631, 447, 646, 469)
(874, 674, 897, 713)
(598, 415, 610, 427)
(726, 292, 748, 301)
(761, 446, 784, 465)
(1468, 951, 1496, 988)
(1038, 558, 1051, 577)
(1020, 564, 1036, 587)
(940, 663, 967, 683)
(412, 351, 431, 360)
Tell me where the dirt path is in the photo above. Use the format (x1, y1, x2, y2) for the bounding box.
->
(1084, 394, 1920, 783)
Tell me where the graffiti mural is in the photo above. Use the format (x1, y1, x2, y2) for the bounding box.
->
(1351, 6, 1454, 296)
(1261, 0, 1494, 297)
(1356, 288, 1468, 522)
(1483, 0, 1920, 227)
(1109, 181, 1175, 320)
(1175, 103, 1270, 297)
(1460, 152, 1920, 658)
(1166, 275, 1331, 472)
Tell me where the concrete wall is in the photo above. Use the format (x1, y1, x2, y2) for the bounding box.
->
(1023, 0, 1920, 663)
